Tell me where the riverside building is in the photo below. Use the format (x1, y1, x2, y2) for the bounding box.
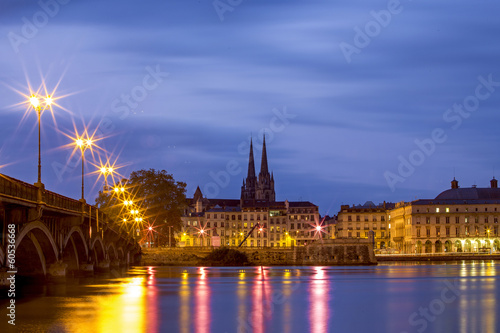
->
(179, 136, 323, 248)
(336, 178, 500, 254)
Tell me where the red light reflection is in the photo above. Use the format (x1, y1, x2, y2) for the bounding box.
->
(309, 267, 329, 333)
(195, 267, 211, 333)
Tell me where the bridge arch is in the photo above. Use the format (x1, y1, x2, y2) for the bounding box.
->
(15, 221, 59, 276)
(62, 226, 89, 271)
(90, 236, 106, 264)
(117, 247, 125, 260)
(106, 243, 118, 261)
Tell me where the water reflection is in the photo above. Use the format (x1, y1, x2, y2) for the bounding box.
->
(309, 267, 329, 333)
(10, 262, 499, 333)
(195, 267, 211, 333)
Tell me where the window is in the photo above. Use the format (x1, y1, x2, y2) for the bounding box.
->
(455, 227, 460, 236)
(207, 214, 210, 219)
(446, 208, 450, 213)
(456, 217, 460, 223)
(381, 216, 386, 221)
(417, 228, 421, 237)
(214, 214, 218, 219)
(232, 215, 235, 220)
(426, 228, 430, 237)
(475, 226, 479, 236)
(436, 217, 440, 224)
(436, 227, 440, 237)
(356, 216, 360, 222)
(426, 217, 431, 224)
(465, 217, 468, 223)
(381, 231, 385, 238)
(356, 232, 360, 238)
(446, 217, 450, 224)
(348, 216, 352, 222)
(244, 223, 247, 228)
(465, 226, 469, 236)
(436, 208, 440, 213)
(373, 216, 377, 222)
(485, 217, 489, 223)
(495, 217, 499, 223)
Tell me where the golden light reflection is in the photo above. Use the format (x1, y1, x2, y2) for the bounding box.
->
(180, 270, 191, 333)
(58, 276, 149, 333)
(309, 267, 329, 333)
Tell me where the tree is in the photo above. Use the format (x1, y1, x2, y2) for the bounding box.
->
(96, 169, 187, 246)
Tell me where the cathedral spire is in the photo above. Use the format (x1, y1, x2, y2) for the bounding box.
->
(260, 135, 269, 176)
(247, 138, 256, 179)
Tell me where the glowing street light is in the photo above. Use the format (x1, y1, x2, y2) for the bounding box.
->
(75, 135, 93, 202)
(99, 165, 114, 191)
(28, 93, 53, 186)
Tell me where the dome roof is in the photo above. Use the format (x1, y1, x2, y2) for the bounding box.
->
(435, 187, 500, 200)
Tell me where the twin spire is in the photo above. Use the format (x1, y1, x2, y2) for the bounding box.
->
(246, 136, 269, 180)
(241, 135, 275, 202)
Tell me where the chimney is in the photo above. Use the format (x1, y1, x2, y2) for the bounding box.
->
(451, 178, 459, 189)
(491, 177, 498, 189)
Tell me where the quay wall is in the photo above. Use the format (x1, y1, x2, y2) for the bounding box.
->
(140, 239, 377, 266)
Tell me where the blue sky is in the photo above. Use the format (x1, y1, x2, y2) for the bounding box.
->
(1, 0, 500, 215)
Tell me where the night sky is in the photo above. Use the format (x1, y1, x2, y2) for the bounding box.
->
(1, 0, 500, 215)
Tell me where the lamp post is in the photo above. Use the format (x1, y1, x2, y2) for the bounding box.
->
(75, 137, 93, 202)
(29, 94, 52, 187)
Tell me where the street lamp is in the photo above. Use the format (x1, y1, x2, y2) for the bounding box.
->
(99, 165, 114, 191)
(75, 136, 93, 202)
(28, 94, 52, 186)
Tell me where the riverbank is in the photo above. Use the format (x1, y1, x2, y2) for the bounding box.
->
(141, 247, 500, 266)
(377, 253, 500, 261)
(141, 240, 377, 266)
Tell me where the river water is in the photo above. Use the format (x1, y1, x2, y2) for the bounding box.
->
(1, 261, 499, 333)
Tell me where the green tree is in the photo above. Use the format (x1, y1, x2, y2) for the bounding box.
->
(96, 169, 187, 246)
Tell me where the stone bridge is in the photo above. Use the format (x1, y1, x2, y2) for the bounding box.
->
(0, 173, 141, 280)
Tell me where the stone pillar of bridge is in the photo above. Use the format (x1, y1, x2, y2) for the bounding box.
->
(48, 261, 68, 278)
(79, 263, 94, 275)
(96, 259, 111, 272)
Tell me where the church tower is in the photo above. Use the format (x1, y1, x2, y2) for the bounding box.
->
(255, 135, 275, 202)
(241, 138, 257, 200)
(241, 135, 275, 203)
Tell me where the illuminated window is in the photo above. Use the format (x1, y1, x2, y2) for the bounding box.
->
(446, 208, 450, 213)
(436, 208, 440, 213)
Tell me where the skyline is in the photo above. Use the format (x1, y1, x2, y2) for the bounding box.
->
(1, 1, 500, 215)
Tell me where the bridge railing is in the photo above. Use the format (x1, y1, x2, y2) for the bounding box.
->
(45, 191, 82, 211)
(0, 175, 38, 201)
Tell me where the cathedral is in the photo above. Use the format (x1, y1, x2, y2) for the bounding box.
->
(180, 135, 321, 248)
(240, 136, 275, 203)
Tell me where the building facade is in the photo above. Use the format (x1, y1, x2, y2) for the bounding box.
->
(179, 136, 323, 248)
(335, 201, 394, 249)
(390, 178, 500, 254)
(336, 178, 500, 254)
